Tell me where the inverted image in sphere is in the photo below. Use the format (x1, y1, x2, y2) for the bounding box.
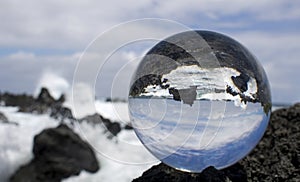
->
(129, 30, 271, 172)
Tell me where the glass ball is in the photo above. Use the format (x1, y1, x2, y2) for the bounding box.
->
(128, 30, 271, 172)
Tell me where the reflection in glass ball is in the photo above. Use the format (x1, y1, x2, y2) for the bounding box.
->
(128, 30, 271, 172)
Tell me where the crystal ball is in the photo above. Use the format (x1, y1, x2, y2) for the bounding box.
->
(128, 30, 271, 172)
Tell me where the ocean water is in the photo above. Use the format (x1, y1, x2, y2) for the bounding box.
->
(129, 98, 270, 172)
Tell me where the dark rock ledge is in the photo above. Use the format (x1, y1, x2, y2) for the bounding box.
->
(133, 103, 300, 182)
(0, 88, 128, 137)
(10, 124, 99, 182)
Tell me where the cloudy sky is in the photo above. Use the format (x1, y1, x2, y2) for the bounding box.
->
(0, 0, 299, 104)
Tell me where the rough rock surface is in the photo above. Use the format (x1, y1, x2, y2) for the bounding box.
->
(10, 124, 99, 182)
(133, 163, 246, 182)
(133, 104, 300, 182)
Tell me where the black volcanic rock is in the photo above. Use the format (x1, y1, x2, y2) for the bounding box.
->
(10, 124, 99, 182)
(0, 88, 54, 114)
(124, 124, 133, 130)
(169, 88, 181, 101)
(0, 88, 76, 122)
(130, 74, 163, 97)
(25, 87, 58, 114)
(133, 103, 300, 182)
(106, 122, 121, 137)
(239, 103, 300, 181)
(231, 73, 250, 93)
(36, 87, 56, 106)
(197, 31, 271, 108)
(80, 113, 121, 137)
(0, 92, 35, 109)
(133, 163, 246, 182)
(50, 105, 74, 121)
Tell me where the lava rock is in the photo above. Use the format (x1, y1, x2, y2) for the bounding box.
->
(134, 103, 300, 182)
(50, 105, 74, 122)
(0, 88, 75, 122)
(130, 74, 163, 97)
(124, 124, 134, 130)
(0, 92, 35, 110)
(80, 113, 121, 137)
(231, 73, 250, 93)
(239, 103, 300, 181)
(133, 163, 246, 182)
(168, 88, 181, 101)
(10, 124, 99, 182)
(106, 122, 121, 137)
(36, 88, 56, 106)
(22, 87, 59, 114)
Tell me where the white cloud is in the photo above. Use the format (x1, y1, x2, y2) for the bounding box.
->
(0, 0, 299, 49)
(231, 31, 300, 103)
(0, 52, 78, 95)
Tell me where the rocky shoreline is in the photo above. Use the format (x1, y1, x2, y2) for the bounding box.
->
(0, 89, 299, 181)
(0, 88, 130, 181)
(0, 88, 129, 137)
(133, 104, 300, 182)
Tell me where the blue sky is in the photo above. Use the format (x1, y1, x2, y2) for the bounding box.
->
(0, 0, 299, 103)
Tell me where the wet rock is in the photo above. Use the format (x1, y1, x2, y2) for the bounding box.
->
(10, 124, 99, 182)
